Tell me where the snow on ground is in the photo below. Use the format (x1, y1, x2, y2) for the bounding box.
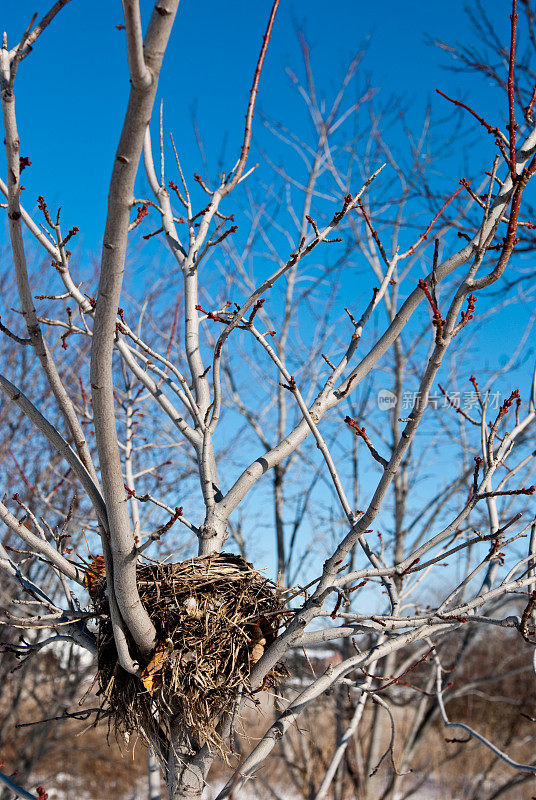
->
(38, 770, 488, 799)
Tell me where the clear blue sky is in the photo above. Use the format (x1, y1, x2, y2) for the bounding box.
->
(3, 2, 535, 589)
(3, 1, 507, 250)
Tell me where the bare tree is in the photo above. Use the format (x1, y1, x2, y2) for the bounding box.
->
(1, 3, 536, 800)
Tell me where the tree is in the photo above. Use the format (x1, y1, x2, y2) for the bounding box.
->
(1, 2, 536, 799)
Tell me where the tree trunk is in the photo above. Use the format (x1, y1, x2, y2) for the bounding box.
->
(165, 719, 211, 800)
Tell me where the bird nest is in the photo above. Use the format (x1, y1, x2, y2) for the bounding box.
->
(89, 553, 288, 758)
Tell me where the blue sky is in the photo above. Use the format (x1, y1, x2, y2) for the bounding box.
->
(3, 2, 535, 587)
(6, 1, 527, 386)
(2, 1, 508, 250)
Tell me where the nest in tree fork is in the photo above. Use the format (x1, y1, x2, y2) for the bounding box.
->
(89, 553, 288, 758)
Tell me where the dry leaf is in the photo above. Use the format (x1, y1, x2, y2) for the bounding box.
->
(141, 643, 165, 694)
(84, 555, 106, 600)
(251, 642, 265, 664)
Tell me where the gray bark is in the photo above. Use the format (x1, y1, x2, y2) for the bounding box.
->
(90, 0, 180, 658)
(166, 720, 207, 800)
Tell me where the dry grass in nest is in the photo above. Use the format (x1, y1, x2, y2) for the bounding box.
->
(91, 553, 287, 759)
